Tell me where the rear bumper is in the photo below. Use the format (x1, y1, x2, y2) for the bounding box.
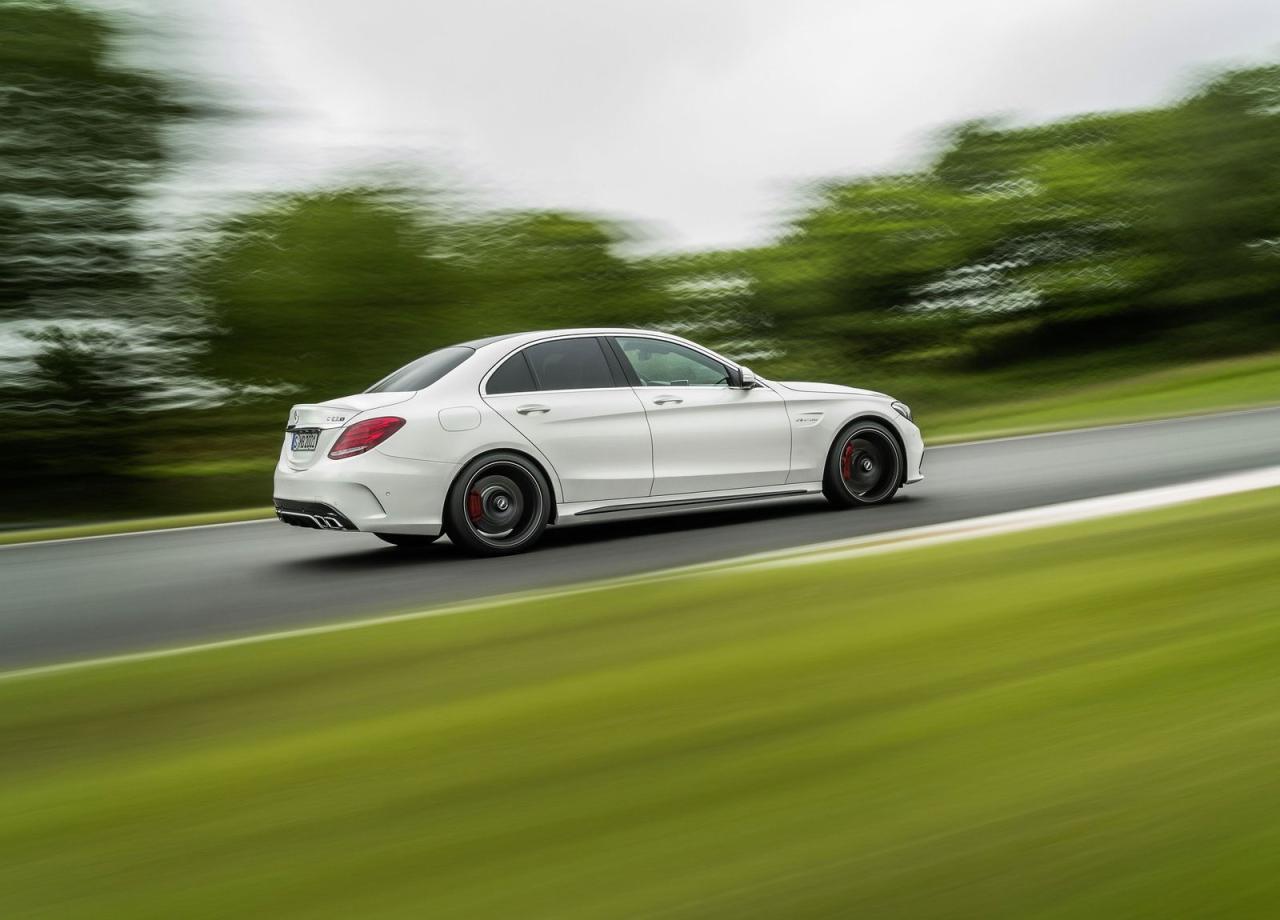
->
(273, 499, 358, 531)
(273, 449, 457, 536)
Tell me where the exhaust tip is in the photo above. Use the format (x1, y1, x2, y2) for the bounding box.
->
(273, 499, 357, 532)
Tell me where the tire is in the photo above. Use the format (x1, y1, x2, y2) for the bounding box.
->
(444, 452, 552, 556)
(373, 533, 440, 549)
(822, 420, 904, 508)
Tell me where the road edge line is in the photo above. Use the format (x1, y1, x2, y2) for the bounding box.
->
(0, 514, 275, 550)
(928, 404, 1280, 450)
(3, 465, 1278, 684)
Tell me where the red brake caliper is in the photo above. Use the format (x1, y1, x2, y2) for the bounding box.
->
(467, 490, 484, 522)
(840, 441, 855, 480)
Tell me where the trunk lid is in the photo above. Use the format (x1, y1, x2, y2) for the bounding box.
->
(282, 392, 415, 469)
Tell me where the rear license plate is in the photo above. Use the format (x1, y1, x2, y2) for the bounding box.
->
(291, 430, 319, 452)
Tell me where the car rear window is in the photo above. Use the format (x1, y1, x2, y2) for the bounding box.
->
(366, 346, 474, 393)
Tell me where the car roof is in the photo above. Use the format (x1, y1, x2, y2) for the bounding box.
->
(454, 332, 525, 348)
(457, 328, 670, 350)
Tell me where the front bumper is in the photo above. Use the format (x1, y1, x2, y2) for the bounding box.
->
(273, 449, 458, 536)
(899, 417, 925, 484)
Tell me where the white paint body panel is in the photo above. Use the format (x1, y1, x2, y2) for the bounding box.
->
(635, 384, 791, 494)
(273, 327, 925, 538)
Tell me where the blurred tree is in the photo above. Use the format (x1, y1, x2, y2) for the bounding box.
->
(15, 327, 148, 477)
(639, 246, 777, 365)
(928, 114, 1172, 362)
(1147, 66, 1280, 316)
(457, 210, 672, 335)
(744, 174, 1002, 372)
(195, 200, 673, 405)
(0, 0, 191, 321)
(195, 188, 467, 401)
(0, 0, 204, 495)
(741, 62, 1280, 376)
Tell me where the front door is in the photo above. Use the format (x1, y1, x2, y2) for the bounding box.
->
(610, 336, 792, 495)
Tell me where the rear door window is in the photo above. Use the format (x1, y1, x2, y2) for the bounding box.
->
(523, 338, 616, 391)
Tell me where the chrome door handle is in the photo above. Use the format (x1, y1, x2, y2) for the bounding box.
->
(653, 397, 683, 406)
(516, 405, 550, 415)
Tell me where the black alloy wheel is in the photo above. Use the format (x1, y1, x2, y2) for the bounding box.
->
(445, 453, 551, 555)
(822, 421, 903, 507)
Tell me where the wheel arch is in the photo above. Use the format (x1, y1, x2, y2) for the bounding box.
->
(452, 446, 561, 523)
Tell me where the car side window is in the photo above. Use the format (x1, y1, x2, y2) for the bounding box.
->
(615, 337, 729, 387)
(485, 352, 536, 395)
(523, 338, 616, 391)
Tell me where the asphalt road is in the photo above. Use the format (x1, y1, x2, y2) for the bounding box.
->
(3, 407, 1278, 670)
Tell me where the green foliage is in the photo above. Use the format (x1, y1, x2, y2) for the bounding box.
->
(0, 0, 189, 317)
(196, 188, 466, 401)
(196, 201, 675, 402)
(735, 65, 1280, 377)
(0, 0, 205, 491)
(456, 210, 672, 334)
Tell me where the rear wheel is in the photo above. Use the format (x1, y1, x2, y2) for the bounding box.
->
(444, 452, 552, 556)
(373, 533, 440, 549)
(823, 421, 903, 508)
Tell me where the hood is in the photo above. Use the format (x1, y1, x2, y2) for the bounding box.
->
(778, 381, 889, 399)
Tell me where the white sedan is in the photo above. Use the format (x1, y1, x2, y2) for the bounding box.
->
(274, 328, 924, 555)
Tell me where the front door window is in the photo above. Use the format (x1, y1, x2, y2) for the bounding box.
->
(614, 337, 730, 387)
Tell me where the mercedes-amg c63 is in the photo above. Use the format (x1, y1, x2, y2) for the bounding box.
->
(274, 329, 924, 555)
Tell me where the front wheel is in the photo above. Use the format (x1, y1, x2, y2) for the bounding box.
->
(444, 452, 552, 556)
(822, 421, 903, 508)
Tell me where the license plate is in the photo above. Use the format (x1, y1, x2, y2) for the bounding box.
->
(291, 430, 319, 452)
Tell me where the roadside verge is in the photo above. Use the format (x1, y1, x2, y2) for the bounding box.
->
(4, 474, 1280, 917)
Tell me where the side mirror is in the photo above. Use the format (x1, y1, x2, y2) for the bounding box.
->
(731, 366, 759, 389)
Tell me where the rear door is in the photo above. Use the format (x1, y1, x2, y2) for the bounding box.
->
(609, 335, 792, 495)
(481, 336, 653, 502)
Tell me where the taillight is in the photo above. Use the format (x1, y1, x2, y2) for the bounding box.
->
(328, 416, 406, 459)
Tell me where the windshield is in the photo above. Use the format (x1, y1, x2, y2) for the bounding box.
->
(365, 346, 474, 393)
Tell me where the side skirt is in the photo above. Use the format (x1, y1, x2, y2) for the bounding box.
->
(557, 483, 824, 524)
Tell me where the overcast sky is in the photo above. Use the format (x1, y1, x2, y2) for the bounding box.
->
(157, 0, 1280, 251)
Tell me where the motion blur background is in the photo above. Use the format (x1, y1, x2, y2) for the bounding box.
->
(3, 0, 1279, 527)
(6, 4, 1280, 918)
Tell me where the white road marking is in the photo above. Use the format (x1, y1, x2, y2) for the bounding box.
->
(3, 465, 1278, 684)
(0, 516, 274, 551)
(689, 464, 1280, 572)
(930, 404, 1280, 450)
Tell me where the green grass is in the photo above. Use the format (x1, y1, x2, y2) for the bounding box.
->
(924, 348, 1280, 441)
(5, 490, 1280, 918)
(0, 507, 272, 546)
